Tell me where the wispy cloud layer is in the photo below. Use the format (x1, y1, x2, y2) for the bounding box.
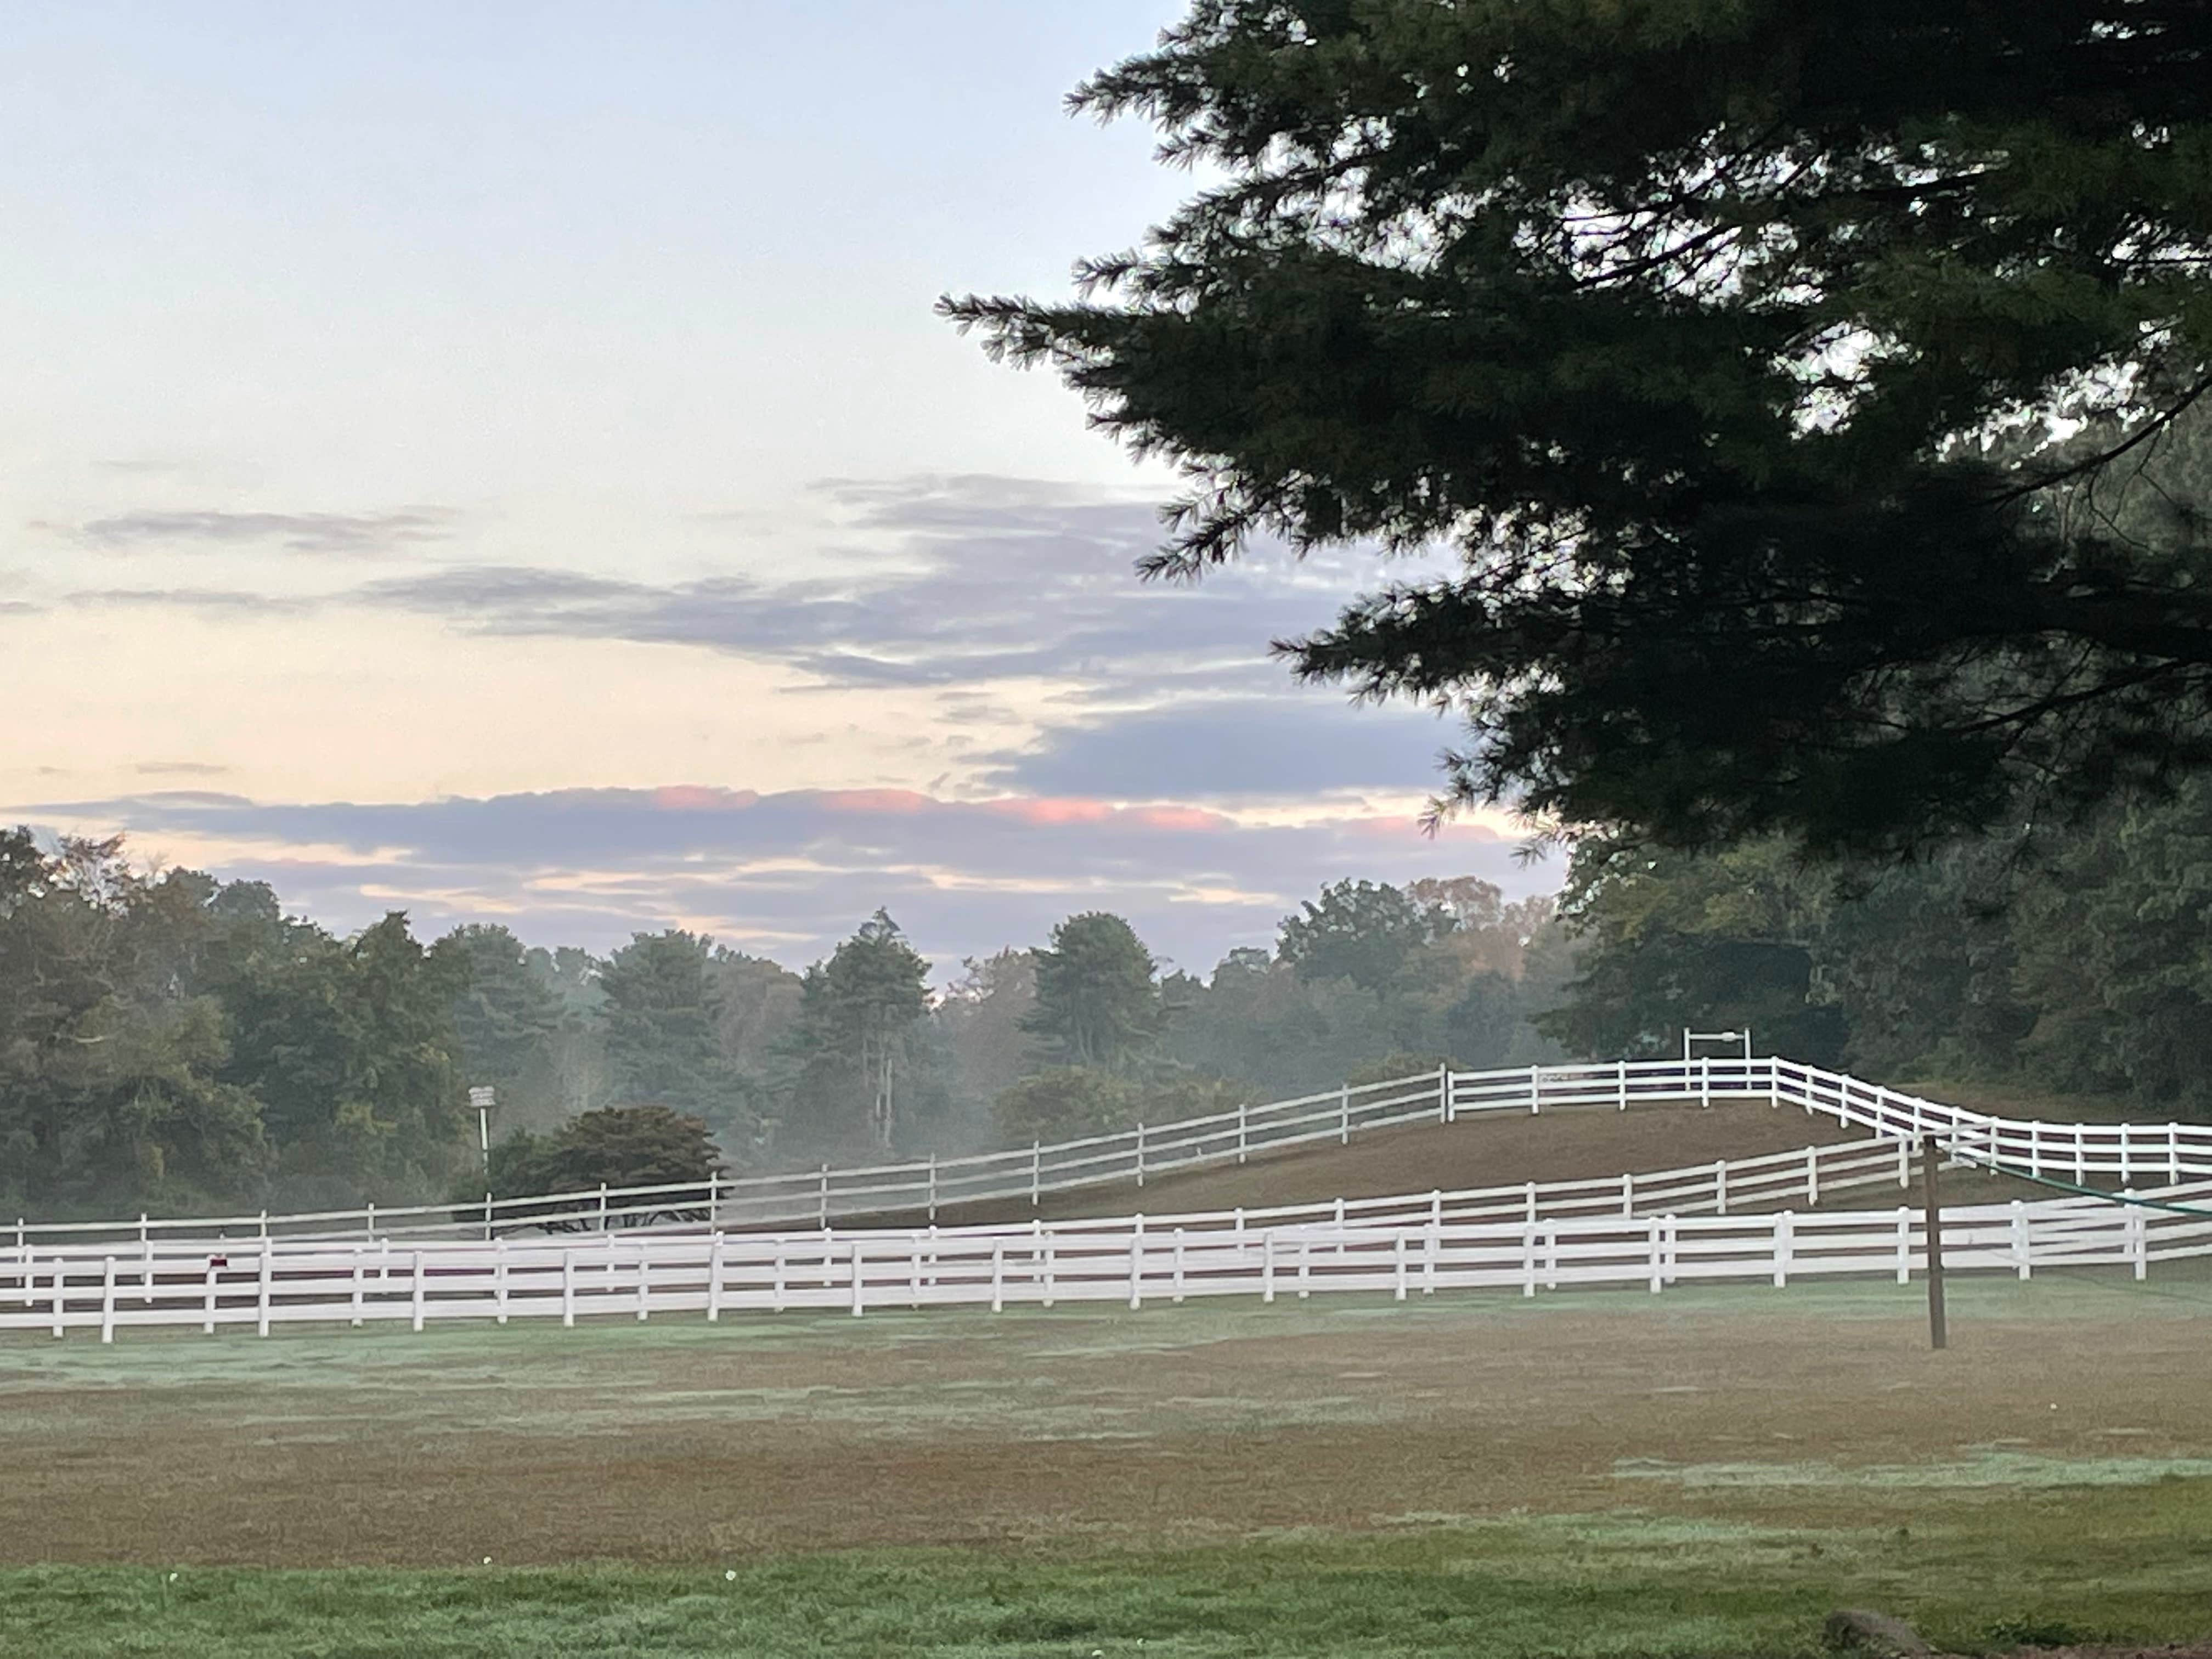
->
(61, 507, 460, 556)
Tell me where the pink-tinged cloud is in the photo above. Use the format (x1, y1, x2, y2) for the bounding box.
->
(980, 795, 1119, 827)
(1127, 805, 1231, 833)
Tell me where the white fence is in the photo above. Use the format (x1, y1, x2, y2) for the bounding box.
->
(15, 1055, 2212, 1254)
(8, 1177, 2209, 1342)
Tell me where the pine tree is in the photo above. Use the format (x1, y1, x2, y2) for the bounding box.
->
(946, 1, 2212, 854)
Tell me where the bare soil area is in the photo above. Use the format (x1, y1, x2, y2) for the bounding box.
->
(874, 1098, 1885, 1228)
(5, 1272, 2208, 1567)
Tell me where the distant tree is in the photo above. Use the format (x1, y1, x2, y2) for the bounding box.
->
(1276, 879, 1454, 994)
(466, 1104, 726, 1228)
(220, 910, 469, 1205)
(786, 911, 932, 1148)
(0, 832, 269, 1216)
(599, 931, 746, 1137)
(993, 1066, 1142, 1143)
(1536, 840, 1850, 1066)
(1025, 912, 1161, 1073)
(431, 924, 569, 1131)
(935, 948, 1039, 1143)
(525, 945, 615, 1117)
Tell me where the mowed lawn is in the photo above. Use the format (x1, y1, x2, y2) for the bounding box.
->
(5, 1272, 2211, 1656)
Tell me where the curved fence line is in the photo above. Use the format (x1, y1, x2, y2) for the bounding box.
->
(16, 1055, 2212, 1251)
(9, 1175, 2208, 1342)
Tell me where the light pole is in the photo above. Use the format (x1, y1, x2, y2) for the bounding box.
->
(468, 1086, 495, 1239)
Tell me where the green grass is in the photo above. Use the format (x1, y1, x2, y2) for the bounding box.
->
(8, 1483, 2212, 1659)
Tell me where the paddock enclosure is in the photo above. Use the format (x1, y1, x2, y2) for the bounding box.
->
(9, 1057, 2210, 1342)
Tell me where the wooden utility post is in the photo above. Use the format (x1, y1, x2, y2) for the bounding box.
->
(1921, 1137, 1948, 1350)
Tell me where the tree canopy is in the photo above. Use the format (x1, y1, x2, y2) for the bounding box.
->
(945, 1, 2212, 854)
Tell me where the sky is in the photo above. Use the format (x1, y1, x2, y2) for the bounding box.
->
(0, 1, 1555, 979)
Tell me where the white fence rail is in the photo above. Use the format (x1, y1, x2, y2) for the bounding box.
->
(9, 1180, 2208, 1342)
(15, 1055, 2212, 1253)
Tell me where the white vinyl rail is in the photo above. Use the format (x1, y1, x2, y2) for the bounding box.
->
(8, 1177, 2207, 1342)
(14, 1054, 2212, 1251)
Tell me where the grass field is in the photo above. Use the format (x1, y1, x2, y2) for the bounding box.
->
(7, 1265, 2212, 1656)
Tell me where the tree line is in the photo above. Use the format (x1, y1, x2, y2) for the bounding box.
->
(0, 829, 1565, 1221)
(1541, 775, 2212, 1117)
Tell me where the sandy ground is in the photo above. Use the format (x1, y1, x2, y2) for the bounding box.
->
(4, 1268, 2208, 1567)
(870, 1098, 1905, 1228)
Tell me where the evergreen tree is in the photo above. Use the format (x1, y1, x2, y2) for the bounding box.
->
(1025, 912, 1162, 1074)
(431, 924, 569, 1131)
(598, 930, 747, 1139)
(786, 911, 932, 1149)
(947, 0, 2212, 854)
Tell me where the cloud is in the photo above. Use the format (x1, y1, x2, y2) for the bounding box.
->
(64, 588, 317, 616)
(979, 696, 1455, 800)
(68, 507, 459, 555)
(20, 783, 1539, 976)
(345, 475, 1436, 703)
(0, 601, 42, 617)
(133, 761, 231, 777)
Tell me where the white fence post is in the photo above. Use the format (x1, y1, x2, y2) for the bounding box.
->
(636, 1244, 650, 1322)
(1128, 1216, 1144, 1310)
(561, 1250, 577, 1327)
(139, 1216, 151, 1305)
(1136, 1122, 1146, 1188)
(1394, 1231, 1409, 1301)
(1893, 1210, 1910, 1284)
(2170, 1124, 2182, 1186)
(50, 1259, 64, 1338)
(989, 1243, 1005, 1312)
(1807, 1146, 1819, 1207)
(1617, 1059, 1627, 1111)
(926, 1156, 938, 1222)
(599, 1183, 609, 1231)
(256, 1240, 272, 1337)
(819, 1165, 831, 1227)
(1031, 1142, 1041, 1206)
(1340, 1084, 1350, 1144)
(1237, 1103, 1249, 1164)
(1646, 1219, 1663, 1292)
(1530, 1066, 1541, 1114)
(100, 1256, 116, 1344)
(1773, 1212, 1793, 1288)
(411, 1250, 426, 1331)
(202, 1258, 218, 1334)
(1520, 1224, 1536, 1299)
(2011, 1201, 2030, 1280)
(1716, 1159, 1729, 1216)
(707, 1233, 725, 1322)
(849, 1240, 865, 1317)
(1621, 1171, 1634, 1218)
(1441, 1063, 1453, 1124)
(1700, 1057, 1711, 1108)
(351, 1249, 365, 1327)
(1173, 1229, 1187, 1303)
(1261, 1231, 1276, 1303)
(2127, 1192, 2147, 1280)
(494, 1239, 509, 1325)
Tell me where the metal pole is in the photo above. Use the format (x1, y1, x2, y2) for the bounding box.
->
(1922, 1137, 1948, 1351)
